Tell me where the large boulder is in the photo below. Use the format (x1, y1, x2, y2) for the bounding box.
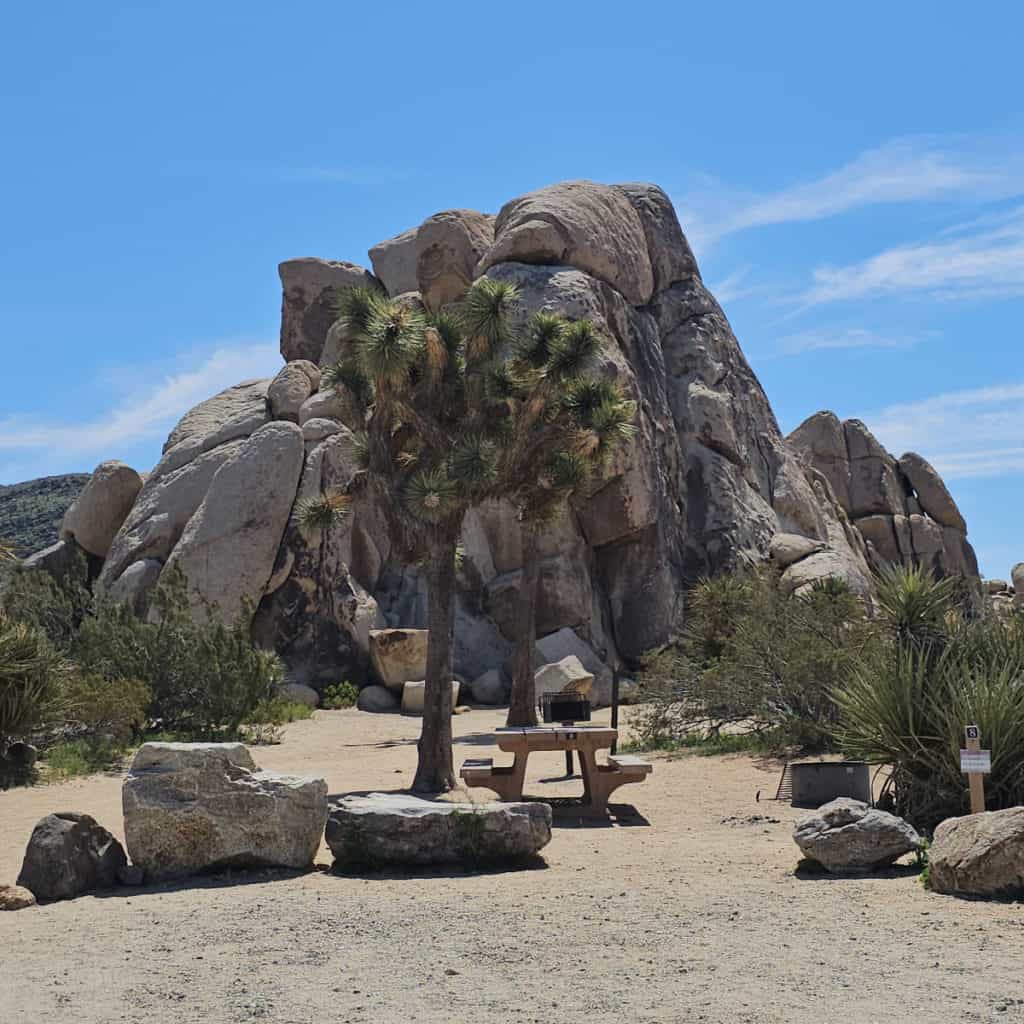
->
(793, 798, 922, 874)
(279, 258, 379, 363)
(769, 533, 825, 570)
(325, 792, 552, 866)
(478, 181, 655, 306)
(929, 807, 1024, 897)
(60, 460, 143, 558)
(1012, 563, 1024, 607)
(16, 812, 127, 901)
(534, 628, 613, 707)
(368, 226, 419, 297)
(415, 209, 494, 311)
(122, 743, 327, 881)
(268, 361, 320, 422)
(162, 421, 305, 625)
(369, 628, 428, 690)
(898, 452, 966, 532)
(534, 656, 594, 702)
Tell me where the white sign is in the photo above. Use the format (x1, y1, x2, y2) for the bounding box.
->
(960, 749, 992, 774)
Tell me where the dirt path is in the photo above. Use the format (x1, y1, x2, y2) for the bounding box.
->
(2, 707, 1023, 1024)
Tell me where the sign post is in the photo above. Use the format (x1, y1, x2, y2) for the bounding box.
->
(960, 725, 990, 814)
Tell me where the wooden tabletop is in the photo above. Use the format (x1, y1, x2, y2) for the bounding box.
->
(494, 725, 617, 752)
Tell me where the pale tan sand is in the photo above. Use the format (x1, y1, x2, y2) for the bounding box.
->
(2, 706, 1023, 1024)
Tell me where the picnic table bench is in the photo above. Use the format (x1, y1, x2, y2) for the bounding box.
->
(460, 725, 652, 816)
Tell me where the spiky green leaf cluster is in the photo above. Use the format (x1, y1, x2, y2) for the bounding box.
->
(294, 490, 352, 542)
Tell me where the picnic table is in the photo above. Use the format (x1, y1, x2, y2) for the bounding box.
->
(460, 725, 652, 816)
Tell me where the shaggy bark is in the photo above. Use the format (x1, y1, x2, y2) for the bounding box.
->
(506, 520, 540, 727)
(412, 530, 458, 793)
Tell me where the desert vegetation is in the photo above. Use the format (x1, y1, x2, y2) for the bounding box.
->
(0, 553, 305, 784)
(633, 564, 1024, 831)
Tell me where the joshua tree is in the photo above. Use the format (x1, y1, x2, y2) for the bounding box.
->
(499, 319, 636, 727)
(304, 279, 633, 791)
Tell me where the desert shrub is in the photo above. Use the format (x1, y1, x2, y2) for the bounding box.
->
(0, 611, 66, 753)
(243, 698, 314, 744)
(57, 567, 284, 739)
(322, 681, 358, 709)
(633, 567, 877, 752)
(58, 673, 150, 744)
(836, 609, 1024, 831)
(0, 549, 92, 650)
(42, 737, 131, 781)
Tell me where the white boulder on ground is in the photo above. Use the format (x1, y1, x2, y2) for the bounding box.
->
(793, 798, 922, 874)
(60, 460, 144, 558)
(122, 743, 327, 881)
(400, 679, 460, 715)
(534, 655, 594, 703)
(325, 792, 552, 866)
(928, 807, 1024, 896)
(369, 628, 429, 690)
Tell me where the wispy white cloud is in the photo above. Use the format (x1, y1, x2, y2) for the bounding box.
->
(0, 340, 280, 468)
(677, 136, 1024, 253)
(863, 383, 1024, 480)
(774, 327, 926, 357)
(797, 205, 1024, 306)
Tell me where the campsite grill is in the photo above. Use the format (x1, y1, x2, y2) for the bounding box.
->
(539, 693, 591, 775)
(539, 692, 591, 724)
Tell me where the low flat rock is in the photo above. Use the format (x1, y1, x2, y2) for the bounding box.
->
(793, 798, 921, 874)
(929, 807, 1024, 897)
(16, 812, 127, 902)
(326, 792, 552, 866)
(400, 679, 460, 715)
(123, 743, 327, 881)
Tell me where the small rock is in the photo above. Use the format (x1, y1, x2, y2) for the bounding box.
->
(356, 685, 400, 713)
(0, 884, 37, 911)
(929, 807, 1024, 896)
(793, 798, 921, 874)
(16, 812, 127, 901)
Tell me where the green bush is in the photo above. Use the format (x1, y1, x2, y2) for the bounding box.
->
(633, 567, 877, 752)
(0, 611, 66, 753)
(58, 673, 150, 744)
(321, 681, 358, 709)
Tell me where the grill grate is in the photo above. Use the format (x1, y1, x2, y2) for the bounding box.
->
(773, 762, 793, 802)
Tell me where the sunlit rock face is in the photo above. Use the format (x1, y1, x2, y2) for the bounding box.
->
(70, 180, 979, 690)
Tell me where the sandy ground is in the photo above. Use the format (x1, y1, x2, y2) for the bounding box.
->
(2, 706, 1024, 1024)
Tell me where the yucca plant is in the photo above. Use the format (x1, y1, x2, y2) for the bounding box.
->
(835, 570, 1024, 830)
(306, 278, 635, 790)
(0, 610, 65, 754)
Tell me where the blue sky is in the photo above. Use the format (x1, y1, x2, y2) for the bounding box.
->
(1, 2, 1021, 578)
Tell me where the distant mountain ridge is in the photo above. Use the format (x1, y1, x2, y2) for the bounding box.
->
(0, 474, 89, 557)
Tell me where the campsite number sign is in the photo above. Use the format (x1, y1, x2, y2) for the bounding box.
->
(960, 724, 990, 814)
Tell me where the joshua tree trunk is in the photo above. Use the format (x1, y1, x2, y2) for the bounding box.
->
(506, 519, 540, 727)
(412, 529, 458, 793)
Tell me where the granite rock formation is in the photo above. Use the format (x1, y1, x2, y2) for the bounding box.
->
(22, 180, 982, 698)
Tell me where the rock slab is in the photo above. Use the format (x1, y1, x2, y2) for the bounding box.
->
(369, 628, 429, 690)
(16, 812, 127, 901)
(122, 743, 327, 881)
(929, 807, 1024, 896)
(325, 792, 552, 866)
(60, 460, 143, 558)
(793, 798, 921, 874)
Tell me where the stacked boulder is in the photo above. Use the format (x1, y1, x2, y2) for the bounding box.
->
(787, 412, 979, 583)
(22, 179, 980, 698)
